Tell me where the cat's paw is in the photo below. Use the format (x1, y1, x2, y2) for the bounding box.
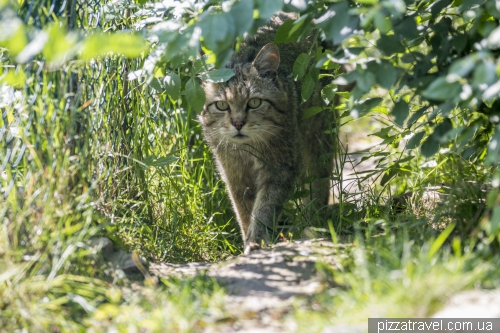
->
(243, 242, 261, 255)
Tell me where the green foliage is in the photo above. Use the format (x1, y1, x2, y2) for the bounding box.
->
(185, 77, 206, 112)
(81, 32, 148, 60)
(199, 68, 235, 83)
(1, 0, 500, 330)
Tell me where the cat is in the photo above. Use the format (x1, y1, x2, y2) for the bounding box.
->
(199, 13, 336, 255)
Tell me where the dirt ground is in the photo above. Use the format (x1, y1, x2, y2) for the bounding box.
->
(150, 238, 343, 332)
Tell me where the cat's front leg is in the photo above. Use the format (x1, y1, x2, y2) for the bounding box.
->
(244, 166, 296, 254)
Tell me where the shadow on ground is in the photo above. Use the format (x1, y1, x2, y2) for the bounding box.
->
(150, 239, 348, 332)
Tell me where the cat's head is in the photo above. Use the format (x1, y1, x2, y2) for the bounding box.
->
(199, 44, 290, 147)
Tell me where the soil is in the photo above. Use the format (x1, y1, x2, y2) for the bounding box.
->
(150, 238, 346, 332)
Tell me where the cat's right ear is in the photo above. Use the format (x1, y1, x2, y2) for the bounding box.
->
(252, 43, 280, 77)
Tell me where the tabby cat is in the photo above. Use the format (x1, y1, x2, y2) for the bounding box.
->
(199, 13, 336, 254)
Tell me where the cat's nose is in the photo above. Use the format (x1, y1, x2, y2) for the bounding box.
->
(233, 120, 245, 130)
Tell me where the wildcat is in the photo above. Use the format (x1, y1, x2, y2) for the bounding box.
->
(199, 13, 336, 254)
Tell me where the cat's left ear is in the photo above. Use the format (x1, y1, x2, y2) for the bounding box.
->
(252, 43, 280, 77)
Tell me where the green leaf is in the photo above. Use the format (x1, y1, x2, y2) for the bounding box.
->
(392, 100, 409, 127)
(448, 55, 477, 80)
(288, 14, 312, 39)
(435, 102, 455, 117)
(43, 24, 76, 64)
(199, 13, 228, 50)
(1, 68, 26, 88)
(406, 131, 425, 149)
(351, 98, 383, 118)
(421, 77, 461, 101)
(336, 91, 351, 99)
(376, 35, 405, 55)
(302, 106, 327, 120)
(487, 25, 500, 49)
(315, 2, 355, 44)
(332, 70, 359, 85)
(0, 18, 27, 56)
(293, 53, 311, 80)
(483, 80, 500, 101)
(407, 106, 427, 126)
(275, 20, 295, 43)
(143, 155, 179, 168)
(150, 78, 163, 92)
(473, 60, 496, 88)
(487, 189, 499, 209)
(185, 78, 206, 112)
(380, 133, 399, 145)
(301, 68, 318, 100)
(302, 71, 316, 101)
(434, 118, 453, 137)
(438, 125, 465, 143)
(486, 205, 500, 236)
(408, 75, 435, 89)
(397, 155, 415, 164)
(375, 61, 399, 89)
(16, 30, 48, 63)
(486, 0, 500, 19)
(374, 11, 392, 35)
(480, 21, 497, 39)
(485, 125, 500, 166)
(450, 33, 467, 54)
(401, 51, 425, 63)
(421, 134, 440, 157)
(275, 16, 312, 44)
(428, 222, 456, 260)
(420, 120, 452, 157)
(199, 68, 235, 83)
(81, 32, 148, 61)
(393, 17, 418, 40)
(456, 121, 480, 152)
(370, 126, 393, 139)
(164, 73, 181, 100)
(230, 0, 253, 36)
(431, 0, 452, 16)
(381, 168, 398, 186)
(254, 0, 283, 21)
(382, 0, 406, 17)
(356, 71, 376, 93)
(321, 84, 337, 105)
(192, 55, 212, 74)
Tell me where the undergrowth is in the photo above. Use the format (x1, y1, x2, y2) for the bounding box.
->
(1, 0, 499, 332)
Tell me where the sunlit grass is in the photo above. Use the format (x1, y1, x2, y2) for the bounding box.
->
(1, 1, 499, 332)
(293, 238, 497, 332)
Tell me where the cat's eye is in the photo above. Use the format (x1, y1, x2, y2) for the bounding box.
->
(247, 98, 262, 109)
(215, 101, 230, 111)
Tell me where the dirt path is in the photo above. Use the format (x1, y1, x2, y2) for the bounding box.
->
(150, 239, 344, 332)
(149, 238, 500, 332)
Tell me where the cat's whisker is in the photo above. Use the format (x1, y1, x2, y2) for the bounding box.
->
(255, 128, 286, 144)
(257, 124, 284, 134)
(253, 133, 273, 152)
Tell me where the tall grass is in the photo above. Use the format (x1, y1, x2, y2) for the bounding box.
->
(1, 1, 239, 330)
(82, 57, 239, 262)
(1, 1, 499, 331)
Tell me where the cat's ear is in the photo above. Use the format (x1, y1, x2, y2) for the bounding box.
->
(252, 43, 280, 77)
